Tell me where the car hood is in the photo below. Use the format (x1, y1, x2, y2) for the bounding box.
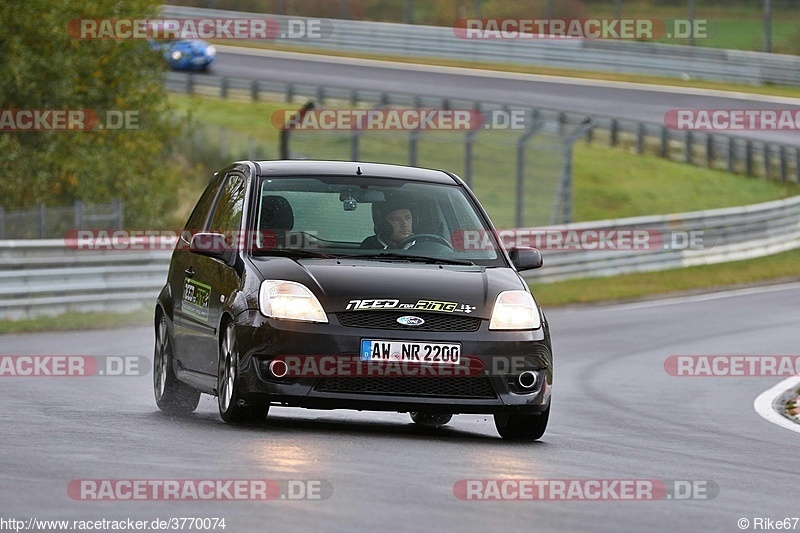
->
(250, 257, 527, 319)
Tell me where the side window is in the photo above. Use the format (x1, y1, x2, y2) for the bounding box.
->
(184, 174, 226, 236)
(209, 173, 246, 246)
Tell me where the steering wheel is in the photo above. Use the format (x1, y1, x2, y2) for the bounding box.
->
(396, 234, 454, 250)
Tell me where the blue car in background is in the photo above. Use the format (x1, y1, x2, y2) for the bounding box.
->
(150, 39, 216, 71)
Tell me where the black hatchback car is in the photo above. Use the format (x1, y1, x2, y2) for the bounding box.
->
(153, 161, 552, 440)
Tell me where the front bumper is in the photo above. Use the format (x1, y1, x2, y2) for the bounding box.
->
(233, 310, 553, 415)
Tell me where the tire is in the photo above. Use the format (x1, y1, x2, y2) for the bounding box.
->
(154, 314, 201, 414)
(410, 412, 453, 427)
(217, 322, 269, 425)
(494, 406, 550, 441)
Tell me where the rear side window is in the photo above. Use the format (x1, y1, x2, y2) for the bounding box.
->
(209, 174, 246, 241)
(184, 174, 225, 235)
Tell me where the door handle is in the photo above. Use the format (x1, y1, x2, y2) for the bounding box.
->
(184, 267, 195, 278)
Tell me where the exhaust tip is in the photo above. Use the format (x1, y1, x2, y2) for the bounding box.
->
(518, 370, 538, 389)
(268, 359, 288, 378)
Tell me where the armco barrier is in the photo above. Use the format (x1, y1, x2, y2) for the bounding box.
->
(524, 194, 800, 283)
(0, 240, 171, 320)
(2, 195, 799, 320)
(162, 5, 800, 87)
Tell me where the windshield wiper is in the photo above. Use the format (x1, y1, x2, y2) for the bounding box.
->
(252, 249, 341, 259)
(349, 252, 474, 266)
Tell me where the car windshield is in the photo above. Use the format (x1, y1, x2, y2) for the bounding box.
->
(252, 175, 505, 266)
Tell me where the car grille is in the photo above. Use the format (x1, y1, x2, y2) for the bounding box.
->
(313, 376, 497, 399)
(336, 312, 481, 332)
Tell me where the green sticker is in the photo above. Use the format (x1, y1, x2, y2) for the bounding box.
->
(183, 278, 211, 321)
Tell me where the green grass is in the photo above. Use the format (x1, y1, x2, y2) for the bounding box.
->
(170, 93, 800, 228)
(0, 309, 153, 335)
(530, 247, 800, 307)
(572, 143, 800, 221)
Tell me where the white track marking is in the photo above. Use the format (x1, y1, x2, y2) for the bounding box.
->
(753, 376, 800, 434)
(600, 282, 800, 311)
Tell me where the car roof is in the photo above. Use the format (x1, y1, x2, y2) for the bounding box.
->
(252, 160, 459, 185)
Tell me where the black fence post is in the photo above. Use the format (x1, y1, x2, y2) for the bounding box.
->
(796, 148, 800, 184)
(660, 126, 669, 158)
(409, 129, 419, 166)
(780, 145, 787, 182)
(37, 204, 46, 239)
(280, 100, 315, 160)
(610, 119, 619, 147)
(727, 136, 735, 172)
(220, 77, 228, 99)
(74, 200, 84, 229)
(706, 134, 714, 168)
(746, 140, 754, 176)
(250, 80, 259, 102)
(464, 129, 478, 188)
(115, 198, 124, 230)
(636, 123, 645, 155)
(685, 131, 693, 164)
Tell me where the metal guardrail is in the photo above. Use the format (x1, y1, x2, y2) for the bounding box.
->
(0, 241, 171, 320)
(524, 194, 800, 283)
(2, 195, 799, 319)
(162, 5, 800, 87)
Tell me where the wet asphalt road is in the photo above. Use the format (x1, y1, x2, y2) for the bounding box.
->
(1, 284, 798, 532)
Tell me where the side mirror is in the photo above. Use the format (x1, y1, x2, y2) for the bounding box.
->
(190, 232, 233, 264)
(509, 247, 543, 271)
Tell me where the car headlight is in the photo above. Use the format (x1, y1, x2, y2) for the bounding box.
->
(258, 280, 328, 323)
(171, 50, 183, 61)
(489, 290, 541, 330)
(206, 45, 217, 57)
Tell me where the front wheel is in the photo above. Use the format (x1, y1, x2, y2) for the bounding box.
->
(154, 314, 200, 414)
(494, 406, 549, 441)
(218, 322, 269, 425)
(410, 412, 452, 427)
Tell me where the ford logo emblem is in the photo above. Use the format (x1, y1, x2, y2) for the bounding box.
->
(397, 316, 425, 326)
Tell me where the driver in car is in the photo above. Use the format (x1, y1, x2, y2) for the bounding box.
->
(360, 197, 417, 249)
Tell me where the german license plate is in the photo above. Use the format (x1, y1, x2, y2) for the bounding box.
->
(360, 340, 461, 364)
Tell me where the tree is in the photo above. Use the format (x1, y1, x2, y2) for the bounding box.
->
(0, 0, 185, 228)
